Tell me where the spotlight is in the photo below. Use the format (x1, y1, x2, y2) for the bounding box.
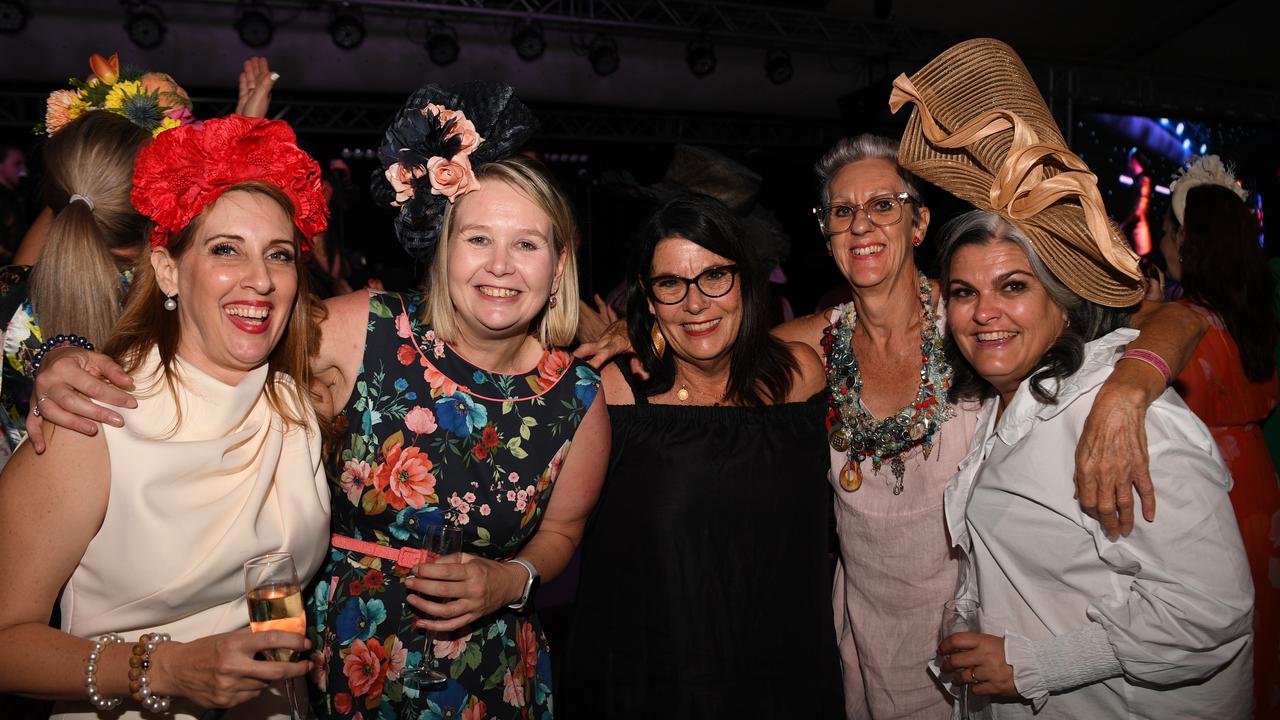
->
(511, 19, 545, 61)
(588, 35, 619, 76)
(124, 2, 165, 49)
(0, 0, 29, 35)
(328, 4, 365, 50)
(426, 24, 459, 66)
(236, 2, 274, 48)
(765, 48, 792, 85)
(1199, 143, 1208, 154)
(686, 38, 716, 78)
(1175, 122, 1185, 136)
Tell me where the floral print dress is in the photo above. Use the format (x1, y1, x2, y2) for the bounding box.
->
(310, 291, 600, 720)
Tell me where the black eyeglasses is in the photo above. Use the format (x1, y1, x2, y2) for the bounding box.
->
(813, 192, 914, 235)
(646, 265, 739, 305)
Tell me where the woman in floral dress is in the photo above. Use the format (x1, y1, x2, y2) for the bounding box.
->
(308, 128, 608, 720)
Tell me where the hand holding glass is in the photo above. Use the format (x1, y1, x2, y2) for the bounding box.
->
(941, 598, 988, 719)
(244, 551, 307, 720)
(401, 524, 464, 691)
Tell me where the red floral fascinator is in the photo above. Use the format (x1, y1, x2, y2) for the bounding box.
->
(131, 114, 328, 250)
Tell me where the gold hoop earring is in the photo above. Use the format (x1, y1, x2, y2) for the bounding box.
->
(650, 322, 666, 358)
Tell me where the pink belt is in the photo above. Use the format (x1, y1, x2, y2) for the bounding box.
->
(330, 533, 437, 569)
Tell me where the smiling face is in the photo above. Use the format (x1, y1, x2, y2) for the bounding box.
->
(946, 238, 1069, 407)
(825, 157, 929, 291)
(445, 179, 566, 347)
(647, 236, 743, 371)
(151, 189, 299, 385)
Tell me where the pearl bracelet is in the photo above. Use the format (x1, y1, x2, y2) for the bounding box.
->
(128, 632, 172, 713)
(85, 633, 125, 711)
(31, 333, 95, 373)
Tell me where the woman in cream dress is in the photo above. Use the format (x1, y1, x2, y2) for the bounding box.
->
(0, 115, 330, 719)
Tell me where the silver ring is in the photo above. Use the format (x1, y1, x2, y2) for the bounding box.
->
(33, 395, 47, 417)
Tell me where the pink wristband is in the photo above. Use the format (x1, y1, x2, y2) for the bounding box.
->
(1120, 348, 1172, 385)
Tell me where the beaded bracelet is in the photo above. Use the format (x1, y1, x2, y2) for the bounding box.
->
(85, 633, 125, 711)
(1120, 348, 1173, 385)
(128, 632, 172, 713)
(31, 334, 95, 373)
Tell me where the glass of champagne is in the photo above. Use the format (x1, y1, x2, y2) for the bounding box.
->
(940, 598, 985, 719)
(400, 524, 463, 692)
(244, 552, 307, 720)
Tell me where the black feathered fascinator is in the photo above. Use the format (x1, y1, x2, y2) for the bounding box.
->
(372, 81, 538, 261)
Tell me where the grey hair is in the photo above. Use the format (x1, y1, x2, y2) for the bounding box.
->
(814, 134, 924, 223)
(938, 210, 1129, 405)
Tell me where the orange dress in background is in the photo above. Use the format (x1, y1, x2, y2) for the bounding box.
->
(1174, 300, 1280, 716)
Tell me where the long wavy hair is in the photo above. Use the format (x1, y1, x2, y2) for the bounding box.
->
(626, 193, 796, 406)
(30, 112, 151, 345)
(104, 181, 321, 431)
(1175, 184, 1275, 382)
(939, 211, 1128, 405)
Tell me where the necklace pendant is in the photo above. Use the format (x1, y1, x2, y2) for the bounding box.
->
(890, 456, 906, 495)
(839, 461, 862, 492)
(829, 425, 851, 452)
(676, 386, 690, 402)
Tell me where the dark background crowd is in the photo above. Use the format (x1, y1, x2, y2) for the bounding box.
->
(1, 0, 1276, 315)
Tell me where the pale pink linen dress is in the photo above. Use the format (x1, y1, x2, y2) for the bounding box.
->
(825, 303, 981, 720)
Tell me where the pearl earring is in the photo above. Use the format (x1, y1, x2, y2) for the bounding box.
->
(163, 295, 178, 311)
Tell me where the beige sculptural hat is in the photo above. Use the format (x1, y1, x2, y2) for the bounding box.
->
(889, 38, 1144, 307)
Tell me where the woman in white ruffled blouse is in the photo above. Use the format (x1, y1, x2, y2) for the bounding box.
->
(935, 211, 1253, 719)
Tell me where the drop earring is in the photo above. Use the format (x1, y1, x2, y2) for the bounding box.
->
(163, 295, 178, 311)
(650, 322, 666, 358)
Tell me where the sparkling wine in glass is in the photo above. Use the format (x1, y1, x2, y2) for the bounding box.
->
(400, 524, 463, 692)
(244, 552, 307, 720)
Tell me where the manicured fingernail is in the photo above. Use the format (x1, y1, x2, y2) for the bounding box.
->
(269, 72, 280, 81)
(108, 415, 124, 426)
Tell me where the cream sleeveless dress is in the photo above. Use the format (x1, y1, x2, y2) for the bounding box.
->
(826, 302, 981, 720)
(52, 350, 330, 720)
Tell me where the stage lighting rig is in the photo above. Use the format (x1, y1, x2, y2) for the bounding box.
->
(0, 0, 30, 35)
(426, 23, 460, 65)
(511, 19, 545, 61)
(765, 48, 792, 85)
(236, 2, 274, 48)
(588, 34, 619, 76)
(686, 38, 716, 79)
(329, 3, 365, 50)
(124, 1, 166, 49)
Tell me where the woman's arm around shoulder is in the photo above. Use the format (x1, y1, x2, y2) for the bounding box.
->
(785, 340, 826, 402)
(1073, 300, 1208, 538)
(313, 288, 371, 419)
(772, 312, 829, 357)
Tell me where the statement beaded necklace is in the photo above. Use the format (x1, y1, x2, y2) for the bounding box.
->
(823, 272, 955, 494)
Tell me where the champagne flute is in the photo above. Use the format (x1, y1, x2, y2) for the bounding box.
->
(244, 551, 307, 720)
(400, 524, 463, 692)
(940, 598, 984, 719)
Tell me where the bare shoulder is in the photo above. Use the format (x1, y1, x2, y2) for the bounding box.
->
(0, 427, 110, 531)
(600, 359, 636, 406)
(773, 312, 829, 353)
(784, 341, 827, 401)
(314, 289, 372, 417)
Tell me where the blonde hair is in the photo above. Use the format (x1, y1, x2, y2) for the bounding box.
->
(30, 112, 151, 345)
(423, 156, 580, 348)
(103, 181, 320, 431)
